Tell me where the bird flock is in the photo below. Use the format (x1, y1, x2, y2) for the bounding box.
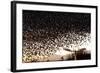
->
(22, 31, 91, 63)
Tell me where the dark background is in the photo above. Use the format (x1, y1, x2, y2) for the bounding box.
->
(23, 10, 91, 33)
(23, 10, 91, 41)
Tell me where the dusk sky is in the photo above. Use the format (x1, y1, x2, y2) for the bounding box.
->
(22, 10, 91, 62)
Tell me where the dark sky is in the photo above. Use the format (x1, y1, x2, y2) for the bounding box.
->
(23, 10, 91, 33)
